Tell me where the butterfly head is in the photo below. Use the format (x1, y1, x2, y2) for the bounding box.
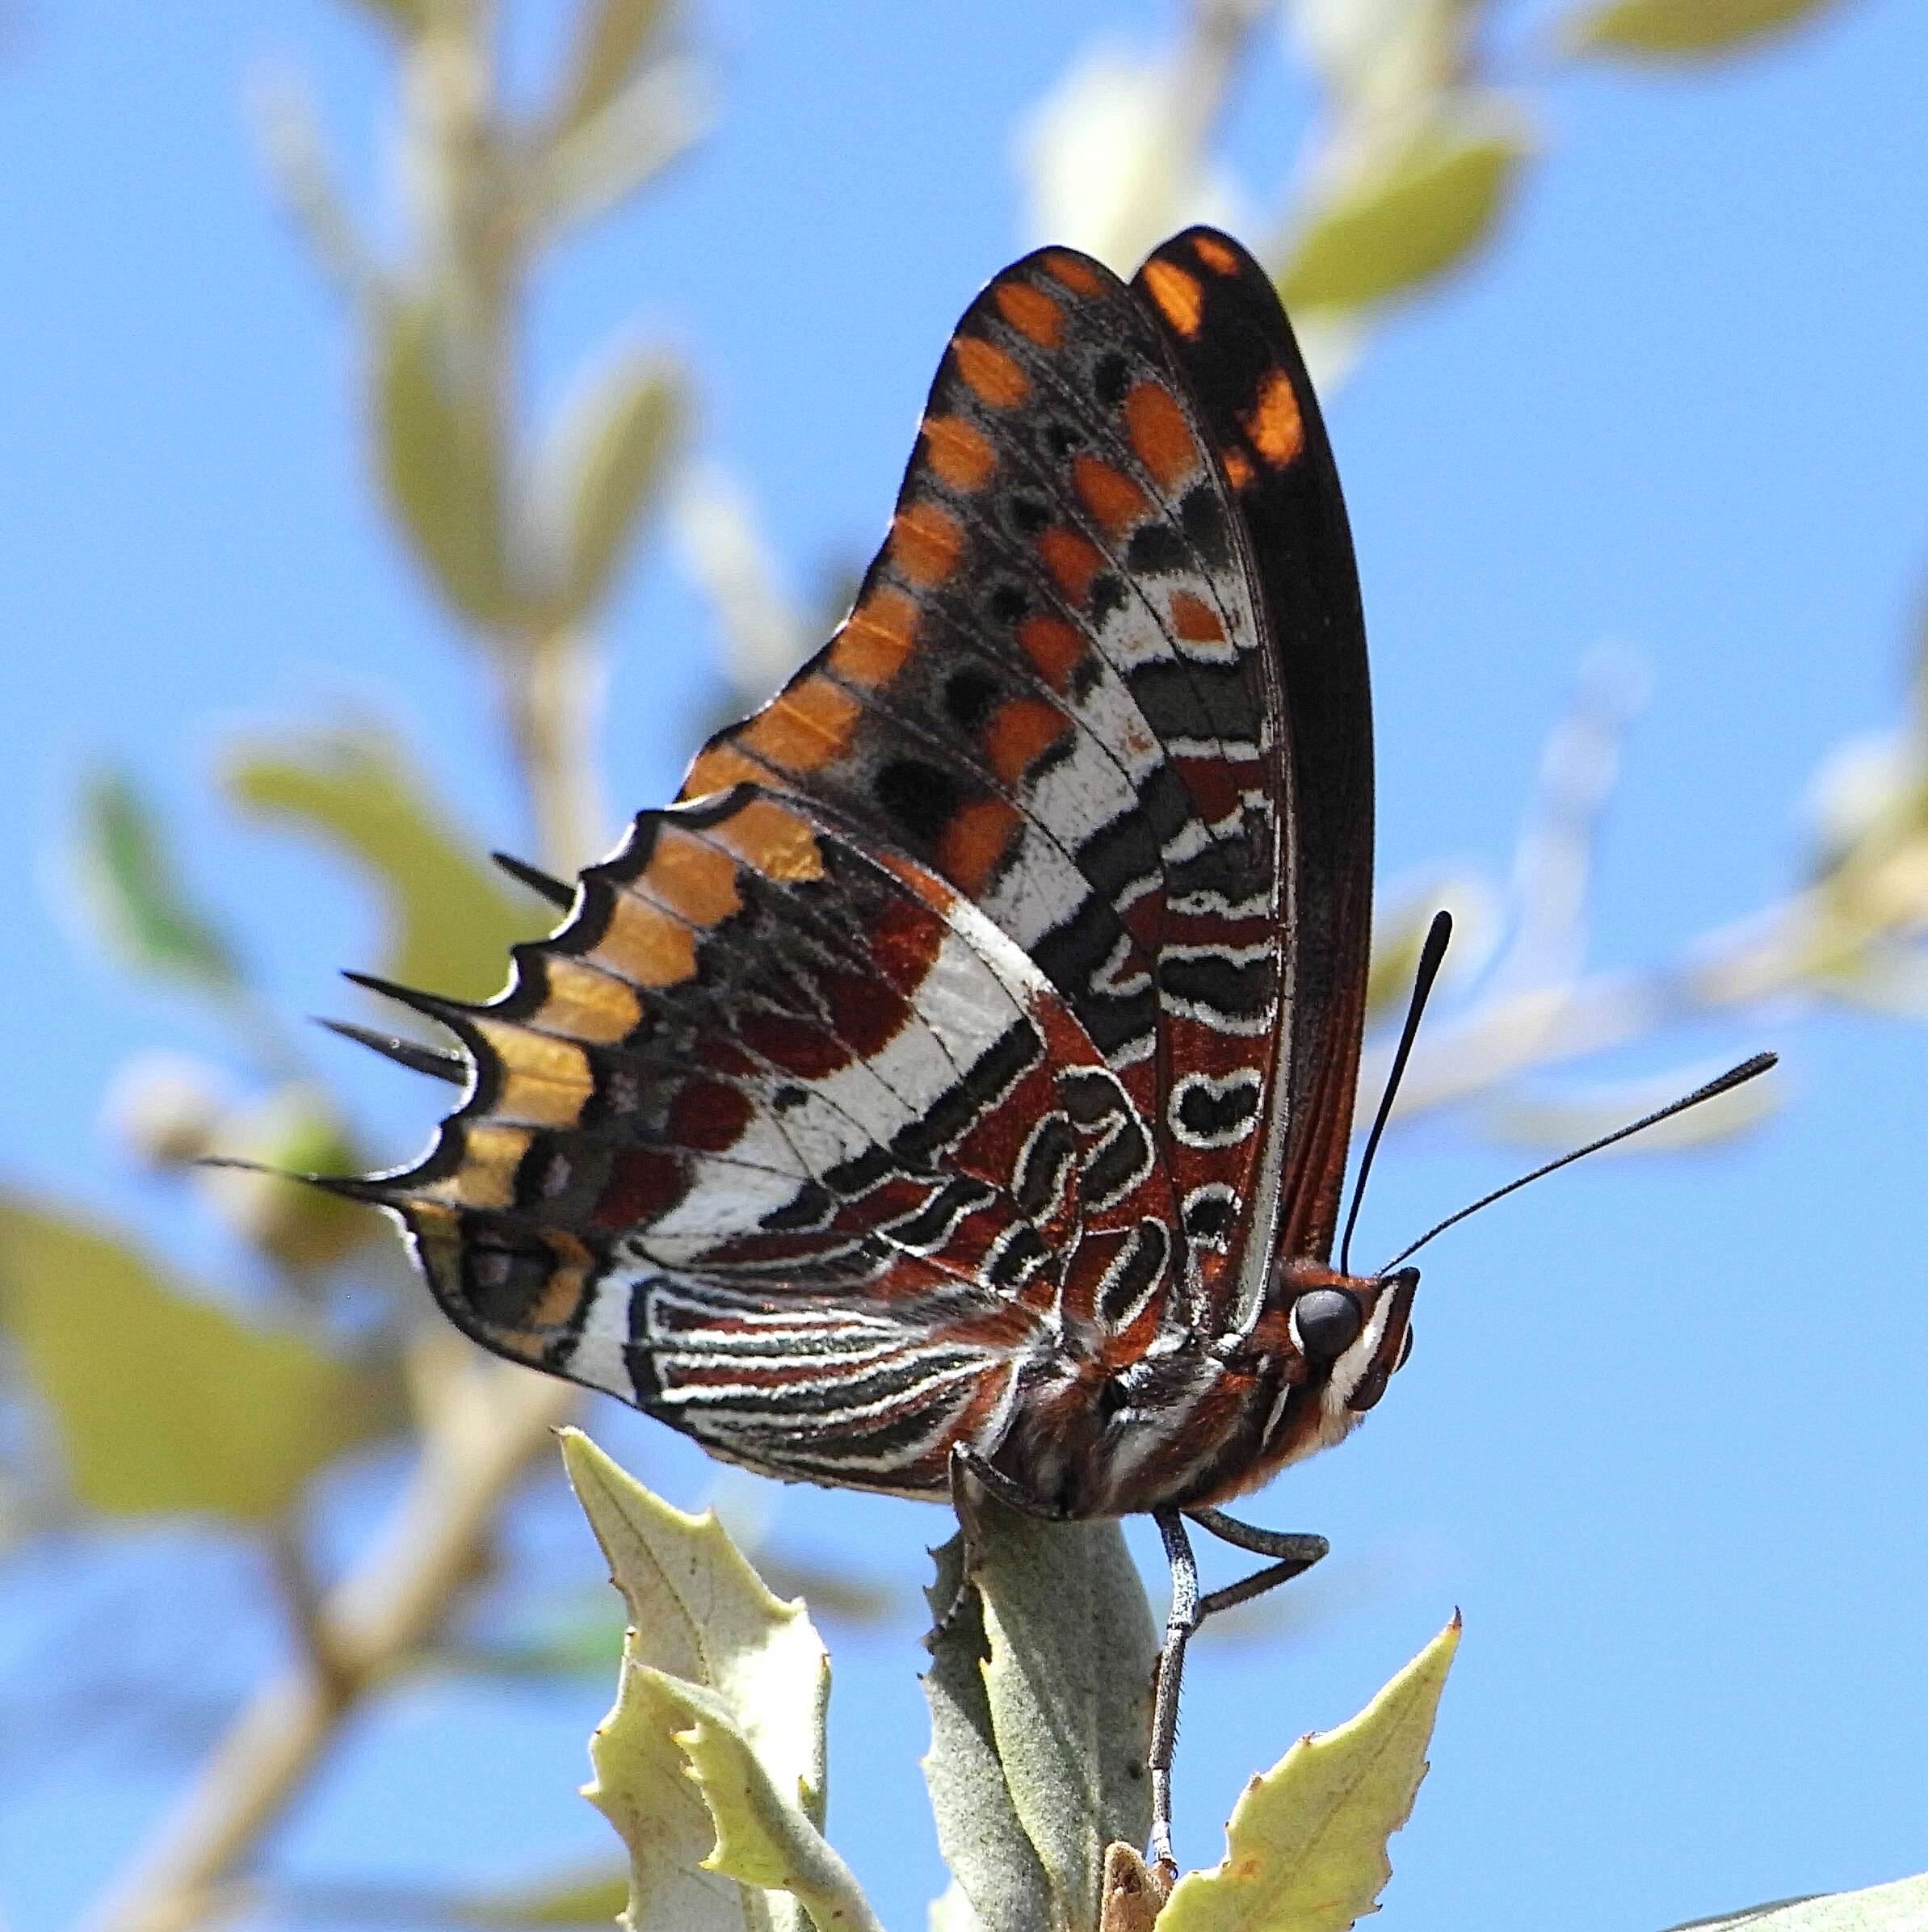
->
(1271, 1256, 1419, 1418)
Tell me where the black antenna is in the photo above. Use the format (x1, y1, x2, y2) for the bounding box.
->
(1340, 910, 1452, 1276)
(1378, 1050, 1778, 1275)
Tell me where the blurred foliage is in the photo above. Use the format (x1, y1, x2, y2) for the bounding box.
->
(11, 0, 1928, 1928)
(223, 726, 548, 1000)
(0, 1198, 399, 1521)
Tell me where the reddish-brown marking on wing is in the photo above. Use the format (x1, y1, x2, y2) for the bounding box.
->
(982, 697, 1070, 789)
(1071, 454, 1151, 538)
(1190, 232, 1241, 276)
(1124, 380, 1201, 491)
(1039, 249, 1107, 297)
(938, 796, 1022, 896)
(1015, 613, 1086, 692)
(1037, 526, 1106, 605)
(1168, 590, 1224, 645)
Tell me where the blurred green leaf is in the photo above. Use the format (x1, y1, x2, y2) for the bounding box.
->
(72, 770, 245, 999)
(562, 1429, 830, 1932)
(346, 0, 428, 32)
(224, 725, 549, 1001)
(1160, 1617, 1460, 1932)
(1660, 1874, 1928, 1931)
(1564, 0, 1847, 61)
(373, 289, 516, 631)
(0, 1196, 399, 1521)
(552, 0, 670, 136)
(531, 346, 687, 628)
(534, 57, 711, 237)
(1280, 96, 1531, 313)
(456, 1864, 630, 1928)
(1290, 0, 1481, 112)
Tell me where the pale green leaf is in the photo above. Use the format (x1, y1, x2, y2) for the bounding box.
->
(0, 1196, 398, 1521)
(650, 1672, 884, 1932)
(1280, 98, 1530, 313)
(552, 0, 671, 136)
(973, 1490, 1157, 1932)
(1158, 1616, 1460, 1932)
(1661, 1873, 1928, 1932)
(223, 725, 548, 1001)
(561, 1430, 829, 1932)
(531, 347, 688, 627)
(1564, 0, 1848, 61)
(71, 770, 244, 998)
(373, 289, 515, 629)
(534, 58, 711, 237)
(921, 1534, 1053, 1932)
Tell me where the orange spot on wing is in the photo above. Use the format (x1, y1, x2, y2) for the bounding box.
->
(993, 281, 1064, 347)
(1124, 380, 1200, 491)
(953, 335, 1029, 409)
(681, 741, 766, 799)
(536, 954, 642, 1043)
(922, 414, 996, 492)
(1222, 446, 1255, 489)
(1016, 614, 1086, 691)
(1190, 233, 1241, 275)
(892, 502, 964, 586)
(1071, 455, 1150, 537)
(596, 890, 698, 988)
(648, 825, 742, 926)
(937, 796, 1020, 895)
(983, 697, 1068, 788)
(1037, 527, 1106, 607)
(711, 796, 825, 883)
(1040, 250, 1106, 297)
(1243, 368, 1304, 468)
(1141, 259, 1204, 338)
(448, 1124, 528, 1211)
(1170, 590, 1224, 644)
(741, 677, 861, 771)
(830, 586, 918, 684)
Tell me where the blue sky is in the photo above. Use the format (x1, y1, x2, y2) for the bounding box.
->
(3, 2, 1926, 1929)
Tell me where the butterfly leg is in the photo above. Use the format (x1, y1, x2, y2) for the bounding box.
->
(1185, 1506, 1329, 1619)
(1148, 1509, 1200, 1880)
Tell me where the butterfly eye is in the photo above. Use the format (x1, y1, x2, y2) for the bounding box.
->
(1289, 1287, 1363, 1361)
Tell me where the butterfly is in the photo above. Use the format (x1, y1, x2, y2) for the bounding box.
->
(331, 226, 1447, 1869)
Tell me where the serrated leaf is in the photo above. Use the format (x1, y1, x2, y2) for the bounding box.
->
(0, 1196, 399, 1520)
(649, 1673, 883, 1932)
(1158, 1615, 1460, 1932)
(1280, 99, 1529, 313)
(1660, 1873, 1928, 1932)
(561, 1430, 830, 1932)
(531, 346, 687, 627)
(223, 725, 548, 1001)
(962, 1490, 1157, 1932)
(373, 289, 515, 629)
(1564, 0, 1847, 61)
(922, 1534, 1054, 1932)
(71, 770, 245, 998)
(552, 0, 671, 136)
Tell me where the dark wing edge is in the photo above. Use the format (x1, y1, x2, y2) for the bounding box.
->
(1131, 226, 1374, 1265)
